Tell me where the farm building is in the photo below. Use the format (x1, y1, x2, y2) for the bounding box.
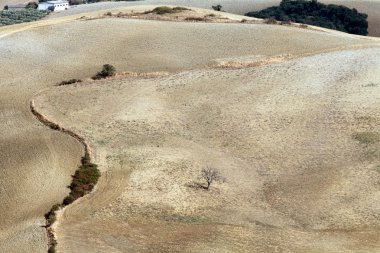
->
(38, 1, 69, 11)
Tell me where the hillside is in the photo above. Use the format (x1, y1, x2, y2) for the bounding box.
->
(0, 4, 380, 253)
(38, 0, 380, 37)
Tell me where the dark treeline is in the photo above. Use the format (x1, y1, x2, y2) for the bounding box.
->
(246, 0, 368, 35)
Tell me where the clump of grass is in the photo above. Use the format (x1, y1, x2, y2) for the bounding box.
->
(264, 17, 277, 24)
(58, 79, 82, 86)
(280, 19, 292, 25)
(148, 6, 189, 15)
(96, 139, 108, 145)
(353, 132, 380, 144)
(363, 82, 379, 87)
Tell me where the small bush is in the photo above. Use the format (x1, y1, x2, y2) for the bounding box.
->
(48, 238, 57, 253)
(172, 7, 189, 11)
(58, 79, 82, 86)
(44, 204, 61, 226)
(212, 4, 223, 11)
(265, 17, 277, 24)
(48, 245, 56, 253)
(353, 132, 380, 144)
(149, 6, 189, 15)
(92, 64, 116, 80)
(26, 2, 38, 9)
(151, 6, 175, 15)
(62, 195, 75, 205)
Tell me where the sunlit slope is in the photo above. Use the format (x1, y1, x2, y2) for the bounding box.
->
(37, 46, 380, 252)
(44, 0, 380, 37)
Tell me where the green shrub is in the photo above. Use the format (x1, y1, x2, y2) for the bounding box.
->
(48, 239, 57, 253)
(92, 64, 116, 80)
(353, 132, 380, 144)
(48, 245, 56, 253)
(149, 6, 189, 15)
(246, 0, 368, 35)
(172, 7, 189, 11)
(44, 204, 61, 226)
(212, 4, 223, 11)
(63, 195, 75, 205)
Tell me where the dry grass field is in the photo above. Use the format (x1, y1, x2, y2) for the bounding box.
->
(41, 0, 380, 37)
(1, 3, 380, 253)
(36, 46, 380, 252)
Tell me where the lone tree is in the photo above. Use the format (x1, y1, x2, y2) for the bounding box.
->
(200, 166, 224, 190)
(212, 4, 223, 11)
(92, 64, 116, 80)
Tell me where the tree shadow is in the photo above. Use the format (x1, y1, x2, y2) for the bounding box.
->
(185, 181, 208, 190)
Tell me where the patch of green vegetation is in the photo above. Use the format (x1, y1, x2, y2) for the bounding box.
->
(246, 0, 368, 35)
(363, 83, 379, 87)
(148, 6, 189, 15)
(96, 139, 108, 145)
(44, 204, 61, 226)
(48, 241, 56, 253)
(62, 155, 100, 205)
(353, 132, 380, 144)
(0, 9, 48, 26)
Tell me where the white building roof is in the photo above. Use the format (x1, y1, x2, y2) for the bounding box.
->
(45, 0, 68, 4)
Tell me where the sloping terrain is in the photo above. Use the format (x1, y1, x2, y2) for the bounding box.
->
(35, 46, 380, 252)
(0, 4, 380, 253)
(41, 0, 380, 37)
